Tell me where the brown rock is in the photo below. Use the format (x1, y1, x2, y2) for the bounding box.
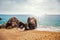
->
(1, 17, 25, 29)
(25, 17, 37, 30)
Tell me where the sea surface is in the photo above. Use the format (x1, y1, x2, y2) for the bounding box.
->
(0, 14, 60, 32)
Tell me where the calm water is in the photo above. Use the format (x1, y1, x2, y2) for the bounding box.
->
(38, 15, 60, 27)
(0, 15, 30, 24)
(0, 15, 60, 27)
(0, 14, 60, 32)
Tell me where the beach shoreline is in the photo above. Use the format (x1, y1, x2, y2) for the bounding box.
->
(0, 28, 60, 40)
(36, 25, 60, 32)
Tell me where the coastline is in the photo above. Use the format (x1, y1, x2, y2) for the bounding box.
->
(36, 25, 60, 32)
(0, 28, 60, 40)
(0, 24, 60, 32)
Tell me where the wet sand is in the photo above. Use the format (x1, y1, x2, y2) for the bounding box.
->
(0, 28, 60, 40)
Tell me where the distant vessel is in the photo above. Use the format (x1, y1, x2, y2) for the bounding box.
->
(0, 18, 2, 20)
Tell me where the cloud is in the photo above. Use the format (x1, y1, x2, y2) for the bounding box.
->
(0, 0, 60, 15)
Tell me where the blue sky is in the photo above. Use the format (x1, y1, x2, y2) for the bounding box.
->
(0, 0, 60, 15)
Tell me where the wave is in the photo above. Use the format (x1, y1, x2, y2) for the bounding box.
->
(35, 25, 60, 32)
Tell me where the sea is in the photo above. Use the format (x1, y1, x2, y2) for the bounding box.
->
(0, 14, 60, 32)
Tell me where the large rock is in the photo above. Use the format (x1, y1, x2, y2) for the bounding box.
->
(19, 22, 25, 29)
(25, 17, 37, 30)
(1, 17, 25, 29)
(6, 17, 19, 28)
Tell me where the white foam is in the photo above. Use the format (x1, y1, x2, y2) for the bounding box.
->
(35, 25, 60, 32)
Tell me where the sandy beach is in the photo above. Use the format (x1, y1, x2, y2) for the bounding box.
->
(0, 28, 60, 40)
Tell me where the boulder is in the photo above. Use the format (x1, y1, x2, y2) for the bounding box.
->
(25, 17, 37, 30)
(19, 22, 25, 29)
(2, 17, 25, 29)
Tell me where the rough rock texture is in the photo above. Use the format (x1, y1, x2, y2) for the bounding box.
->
(0, 17, 37, 30)
(25, 17, 37, 30)
(0, 17, 25, 29)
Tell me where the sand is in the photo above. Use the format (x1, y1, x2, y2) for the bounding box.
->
(0, 28, 60, 40)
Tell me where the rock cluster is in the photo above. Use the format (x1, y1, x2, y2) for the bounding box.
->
(0, 17, 37, 30)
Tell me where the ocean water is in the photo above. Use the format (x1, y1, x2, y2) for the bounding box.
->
(37, 15, 60, 32)
(0, 15, 30, 24)
(38, 15, 60, 27)
(0, 15, 60, 32)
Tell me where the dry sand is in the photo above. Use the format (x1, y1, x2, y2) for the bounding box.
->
(0, 28, 60, 40)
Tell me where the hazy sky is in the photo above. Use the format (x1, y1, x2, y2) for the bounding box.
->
(0, 0, 60, 15)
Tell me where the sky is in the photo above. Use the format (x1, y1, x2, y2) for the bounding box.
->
(0, 0, 60, 16)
